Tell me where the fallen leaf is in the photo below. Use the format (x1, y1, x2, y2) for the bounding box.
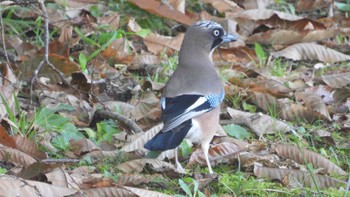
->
(227, 107, 292, 136)
(127, 0, 193, 25)
(273, 144, 347, 176)
(272, 43, 350, 63)
(254, 165, 346, 189)
(321, 72, 350, 88)
(295, 91, 331, 120)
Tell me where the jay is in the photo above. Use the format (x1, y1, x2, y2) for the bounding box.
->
(144, 21, 237, 174)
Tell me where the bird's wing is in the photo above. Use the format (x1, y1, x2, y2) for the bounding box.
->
(160, 93, 224, 132)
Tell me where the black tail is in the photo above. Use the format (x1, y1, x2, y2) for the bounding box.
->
(144, 120, 192, 151)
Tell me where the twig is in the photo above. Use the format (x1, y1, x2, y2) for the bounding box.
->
(31, 0, 69, 91)
(95, 109, 143, 134)
(0, 5, 11, 66)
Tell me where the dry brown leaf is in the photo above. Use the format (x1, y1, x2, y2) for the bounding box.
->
(251, 92, 329, 123)
(101, 37, 135, 64)
(321, 72, 350, 88)
(169, 0, 185, 13)
(227, 107, 292, 136)
(97, 12, 120, 29)
(144, 33, 185, 55)
(127, 0, 193, 25)
(247, 29, 339, 45)
(0, 63, 17, 85)
(254, 165, 346, 189)
(84, 150, 139, 163)
(305, 85, 334, 104)
(117, 158, 175, 173)
(0, 125, 16, 148)
(295, 92, 331, 120)
(0, 174, 77, 196)
(187, 142, 241, 168)
(122, 123, 163, 152)
(230, 77, 292, 98)
(272, 43, 350, 63)
(230, 8, 303, 21)
(241, 0, 274, 9)
(46, 167, 79, 188)
(0, 146, 36, 167)
(142, 80, 165, 91)
(201, 0, 242, 13)
(213, 136, 250, 149)
(273, 144, 347, 176)
(132, 54, 160, 66)
(18, 54, 80, 83)
(76, 187, 136, 197)
(128, 18, 184, 54)
(124, 186, 172, 197)
(296, 0, 331, 12)
(130, 92, 159, 121)
(214, 46, 257, 63)
(17, 162, 62, 180)
(70, 138, 102, 156)
(115, 174, 150, 186)
(13, 135, 47, 160)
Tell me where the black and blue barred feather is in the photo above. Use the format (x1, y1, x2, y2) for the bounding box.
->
(144, 93, 224, 151)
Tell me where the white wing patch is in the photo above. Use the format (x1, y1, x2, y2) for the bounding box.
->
(184, 96, 207, 112)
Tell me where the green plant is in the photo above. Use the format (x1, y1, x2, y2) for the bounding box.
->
(147, 52, 178, 83)
(0, 93, 28, 135)
(175, 177, 205, 197)
(254, 43, 267, 66)
(78, 53, 88, 73)
(0, 168, 7, 174)
(271, 58, 288, 77)
(108, 0, 173, 35)
(225, 92, 246, 111)
(74, 28, 124, 73)
(96, 120, 120, 143)
(274, 0, 296, 15)
(179, 139, 193, 157)
(223, 124, 251, 140)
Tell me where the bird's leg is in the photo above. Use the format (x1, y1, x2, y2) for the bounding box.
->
(175, 147, 186, 173)
(201, 142, 213, 174)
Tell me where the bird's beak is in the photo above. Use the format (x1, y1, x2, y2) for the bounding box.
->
(221, 33, 237, 43)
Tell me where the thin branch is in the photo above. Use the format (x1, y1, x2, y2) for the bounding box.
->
(95, 109, 144, 134)
(0, 5, 11, 66)
(31, 0, 69, 89)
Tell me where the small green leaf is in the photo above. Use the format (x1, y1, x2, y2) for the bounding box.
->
(82, 128, 96, 139)
(79, 53, 87, 72)
(242, 101, 256, 113)
(96, 120, 119, 142)
(223, 124, 251, 140)
(0, 168, 7, 174)
(254, 43, 266, 64)
(335, 2, 350, 12)
(180, 140, 193, 157)
(297, 127, 306, 134)
(178, 179, 192, 197)
(51, 135, 69, 150)
(136, 28, 151, 38)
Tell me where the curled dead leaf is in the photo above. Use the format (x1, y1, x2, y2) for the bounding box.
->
(272, 43, 350, 63)
(254, 165, 346, 189)
(273, 144, 347, 176)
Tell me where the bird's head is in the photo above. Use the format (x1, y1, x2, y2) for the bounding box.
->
(181, 20, 237, 54)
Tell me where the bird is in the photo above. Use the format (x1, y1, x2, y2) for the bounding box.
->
(144, 20, 237, 174)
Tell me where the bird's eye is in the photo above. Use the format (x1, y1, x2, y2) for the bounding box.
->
(213, 29, 221, 37)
